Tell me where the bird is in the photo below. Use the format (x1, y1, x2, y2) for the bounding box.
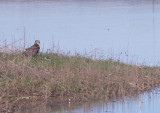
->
(24, 40, 40, 57)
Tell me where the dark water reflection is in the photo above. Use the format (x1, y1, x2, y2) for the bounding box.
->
(22, 89, 160, 113)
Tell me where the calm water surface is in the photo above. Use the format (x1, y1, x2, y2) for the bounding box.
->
(0, 0, 160, 65)
(0, 0, 160, 112)
(23, 89, 160, 113)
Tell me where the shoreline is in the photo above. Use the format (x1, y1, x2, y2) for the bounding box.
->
(0, 53, 160, 112)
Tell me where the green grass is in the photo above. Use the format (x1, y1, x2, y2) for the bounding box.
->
(0, 52, 160, 111)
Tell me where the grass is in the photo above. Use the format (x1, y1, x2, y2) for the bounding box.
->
(0, 48, 160, 111)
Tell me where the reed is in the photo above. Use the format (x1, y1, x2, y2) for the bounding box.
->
(0, 41, 160, 111)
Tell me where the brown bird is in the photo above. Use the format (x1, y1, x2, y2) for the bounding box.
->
(24, 40, 40, 57)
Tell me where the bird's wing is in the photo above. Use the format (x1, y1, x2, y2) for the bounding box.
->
(25, 45, 39, 51)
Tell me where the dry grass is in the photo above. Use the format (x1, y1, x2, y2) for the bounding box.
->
(0, 42, 160, 111)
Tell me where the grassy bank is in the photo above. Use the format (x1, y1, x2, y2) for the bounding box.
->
(0, 52, 160, 111)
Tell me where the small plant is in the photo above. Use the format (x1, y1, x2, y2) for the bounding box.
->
(0, 41, 160, 111)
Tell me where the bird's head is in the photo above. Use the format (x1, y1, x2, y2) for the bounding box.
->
(34, 40, 40, 45)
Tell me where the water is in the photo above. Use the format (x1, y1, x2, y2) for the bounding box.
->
(0, 0, 160, 112)
(23, 89, 160, 113)
(0, 0, 160, 65)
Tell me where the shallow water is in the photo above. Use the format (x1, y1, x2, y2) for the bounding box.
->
(22, 89, 160, 113)
(0, 0, 160, 65)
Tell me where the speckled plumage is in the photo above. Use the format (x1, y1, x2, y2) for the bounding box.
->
(24, 40, 40, 57)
